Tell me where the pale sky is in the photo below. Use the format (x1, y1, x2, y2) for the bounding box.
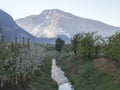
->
(0, 0, 120, 26)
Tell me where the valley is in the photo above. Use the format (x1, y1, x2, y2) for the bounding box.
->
(0, 7, 120, 90)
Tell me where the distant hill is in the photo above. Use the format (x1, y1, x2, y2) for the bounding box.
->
(1, 9, 119, 44)
(0, 9, 37, 42)
(39, 35, 70, 44)
(16, 9, 120, 40)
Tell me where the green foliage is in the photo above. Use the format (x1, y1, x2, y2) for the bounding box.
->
(71, 31, 120, 61)
(55, 38, 65, 52)
(79, 32, 95, 57)
(71, 33, 82, 55)
(57, 54, 120, 90)
(71, 32, 102, 58)
(45, 44, 55, 51)
(105, 32, 120, 62)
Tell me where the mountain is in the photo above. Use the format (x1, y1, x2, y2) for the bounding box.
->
(16, 9, 120, 40)
(0, 9, 37, 42)
(39, 35, 70, 44)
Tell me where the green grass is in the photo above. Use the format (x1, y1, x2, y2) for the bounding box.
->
(57, 52, 120, 90)
(45, 50, 60, 59)
(28, 50, 59, 90)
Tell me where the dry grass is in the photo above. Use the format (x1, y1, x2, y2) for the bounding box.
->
(94, 58, 118, 75)
(64, 56, 80, 74)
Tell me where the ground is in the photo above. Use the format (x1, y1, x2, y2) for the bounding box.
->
(57, 51, 120, 90)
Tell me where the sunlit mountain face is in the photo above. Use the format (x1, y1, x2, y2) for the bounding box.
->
(16, 9, 120, 39)
(0, 9, 120, 44)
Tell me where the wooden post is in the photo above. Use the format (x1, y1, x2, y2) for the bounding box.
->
(15, 37, 18, 56)
(28, 38, 30, 49)
(1, 35, 4, 43)
(15, 37, 17, 46)
(23, 37, 25, 47)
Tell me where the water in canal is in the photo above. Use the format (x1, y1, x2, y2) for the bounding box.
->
(51, 59, 74, 90)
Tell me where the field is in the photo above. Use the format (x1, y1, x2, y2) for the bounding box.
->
(57, 52, 120, 90)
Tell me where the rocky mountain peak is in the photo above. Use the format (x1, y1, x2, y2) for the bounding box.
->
(16, 9, 120, 39)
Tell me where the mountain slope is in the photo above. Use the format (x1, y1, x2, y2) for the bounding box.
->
(16, 9, 120, 39)
(39, 35, 70, 44)
(0, 9, 37, 42)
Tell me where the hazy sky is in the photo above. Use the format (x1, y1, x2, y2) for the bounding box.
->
(0, 0, 120, 26)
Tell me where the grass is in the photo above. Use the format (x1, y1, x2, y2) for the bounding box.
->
(45, 50, 60, 59)
(28, 50, 59, 90)
(57, 52, 120, 90)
